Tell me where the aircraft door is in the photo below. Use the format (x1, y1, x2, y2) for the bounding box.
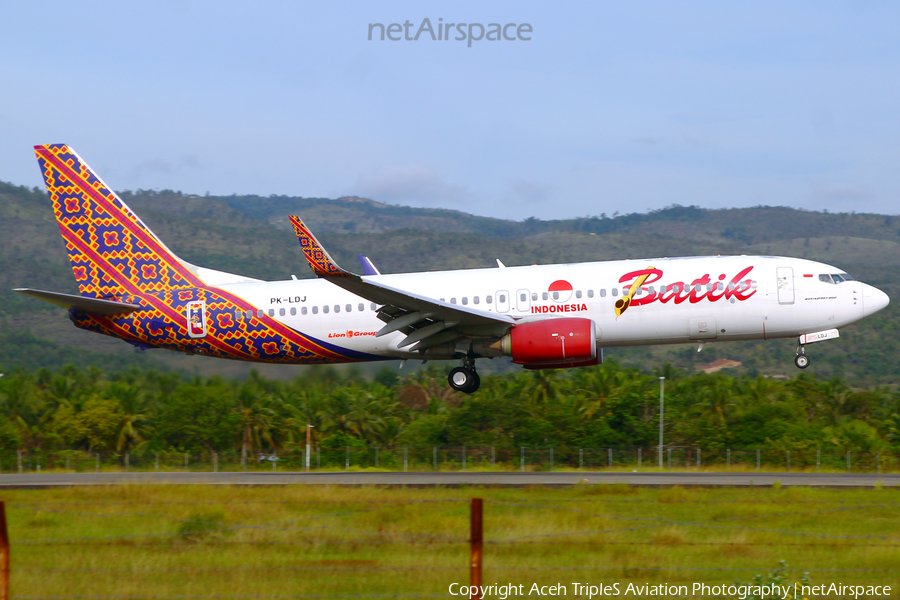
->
(496, 290, 510, 313)
(516, 289, 531, 312)
(186, 301, 208, 338)
(776, 267, 794, 304)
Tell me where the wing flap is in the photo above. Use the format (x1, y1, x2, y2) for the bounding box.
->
(14, 288, 141, 315)
(288, 216, 515, 350)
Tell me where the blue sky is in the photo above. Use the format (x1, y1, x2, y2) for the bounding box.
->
(1, 1, 898, 220)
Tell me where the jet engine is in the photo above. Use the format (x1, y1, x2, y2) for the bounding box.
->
(495, 318, 598, 368)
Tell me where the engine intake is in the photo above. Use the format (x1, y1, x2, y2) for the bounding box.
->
(498, 318, 597, 366)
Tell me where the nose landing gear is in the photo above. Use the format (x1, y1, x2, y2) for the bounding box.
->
(448, 356, 480, 393)
(794, 345, 810, 369)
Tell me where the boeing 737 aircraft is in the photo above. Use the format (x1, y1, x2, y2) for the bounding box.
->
(16, 144, 890, 392)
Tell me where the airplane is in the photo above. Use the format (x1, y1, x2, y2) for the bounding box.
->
(15, 144, 890, 393)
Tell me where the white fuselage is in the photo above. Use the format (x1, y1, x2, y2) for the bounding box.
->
(214, 255, 887, 360)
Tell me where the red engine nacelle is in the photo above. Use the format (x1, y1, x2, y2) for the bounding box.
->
(498, 318, 597, 366)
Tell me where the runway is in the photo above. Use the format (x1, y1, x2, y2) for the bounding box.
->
(0, 470, 896, 487)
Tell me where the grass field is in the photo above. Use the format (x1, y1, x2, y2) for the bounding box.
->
(8, 484, 900, 598)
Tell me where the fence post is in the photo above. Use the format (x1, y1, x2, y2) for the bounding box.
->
(404, 448, 408, 472)
(463, 446, 466, 471)
(125, 453, 129, 473)
(817, 448, 820, 471)
(608, 448, 612, 468)
(727, 449, 730, 468)
(520, 447, 525, 472)
(667, 448, 672, 469)
(184, 453, 188, 471)
(375, 447, 379, 468)
(469, 498, 483, 600)
(491, 446, 495, 468)
(16, 452, 21, 475)
(787, 450, 790, 472)
(346, 446, 350, 469)
(550, 448, 554, 472)
(155, 453, 159, 471)
(756, 449, 760, 471)
(697, 448, 701, 469)
(877, 452, 881, 474)
(638, 448, 642, 469)
(0, 501, 8, 600)
(241, 447, 247, 471)
(96, 453, 100, 473)
(66, 455, 70, 472)
(433, 446, 437, 471)
(317, 446, 320, 470)
(847, 450, 851, 472)
(213, 453, 218, 473)
(579, 448, 583, 469)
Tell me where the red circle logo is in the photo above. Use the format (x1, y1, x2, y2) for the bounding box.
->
(548, 280, 573, 303)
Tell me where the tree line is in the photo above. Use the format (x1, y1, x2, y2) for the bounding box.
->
(1, 361, 898, 462)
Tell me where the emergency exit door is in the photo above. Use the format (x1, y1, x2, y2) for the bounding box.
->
(776, 267, 794, 304)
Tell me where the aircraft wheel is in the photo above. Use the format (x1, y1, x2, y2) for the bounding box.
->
(448, 367, 479, 393)
(794, 354, 810, 369)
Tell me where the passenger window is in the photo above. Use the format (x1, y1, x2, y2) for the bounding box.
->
(312, 306, 318, 315)
(290, 307, 296, 316)
(635, 288, 642, 296)
(371, 303, 377, 311)
(717, 282, 724, 291)
(334, 305, 340, 313)
(245, 310, 253, 320)
(751, 281, 757, 289)
(279, 308, 285, 316)
(552, 292, 559, 300)
(487, 295, 493, 303)
(611, 288, 617, 297)
(358, 303, 364, 311)
(622, 288, 629, 296)
(462, 297, 468, 305)
(257, 309, 264, 318)
(268, 309, 275, 317)
(520, 292, 527, 302)
(728, 282, 735, 291)
(694, 285, 701, 293)
(301, 307, 308, 315)
(346, 304, 352, 312)
(451, 297, 457, 304)
(531, 292, 537, 301)
(600, 289, 606, 297)
(706, 284, 713, 291)
(323, 305, 329, 314)
(498, 294, 506, 303)
(575, 290, 582, 299)
(542, 292, 549, 300)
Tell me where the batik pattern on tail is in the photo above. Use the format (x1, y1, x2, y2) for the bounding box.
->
(34, 144, 202, 298)
(33, 144, 374, 364)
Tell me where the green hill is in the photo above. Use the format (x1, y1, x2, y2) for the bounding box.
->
(1, 181, 898, 383)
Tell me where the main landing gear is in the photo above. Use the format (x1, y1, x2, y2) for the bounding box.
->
(448, 356, 480, 394)
(794, 345, 810, 369)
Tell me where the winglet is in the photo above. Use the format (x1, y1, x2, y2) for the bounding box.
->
(358, 255, 381, 276)
(288, 216, 354, 278)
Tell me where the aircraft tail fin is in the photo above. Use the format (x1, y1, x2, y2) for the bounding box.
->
(33, 144, 249, 298)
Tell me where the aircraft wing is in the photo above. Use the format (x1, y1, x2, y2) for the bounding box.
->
(289, 216, 515, 352)
(14, 288, 141, 315)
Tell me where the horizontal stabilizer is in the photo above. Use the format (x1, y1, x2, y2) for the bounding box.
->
(14, 288, 141, 315)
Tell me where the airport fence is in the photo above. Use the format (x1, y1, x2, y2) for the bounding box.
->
(3, 445, 899, 474)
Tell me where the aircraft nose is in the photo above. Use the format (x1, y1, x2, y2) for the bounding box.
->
(862, 284, 890, 317)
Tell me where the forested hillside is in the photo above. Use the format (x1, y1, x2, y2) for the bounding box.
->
(1, 180, 899, 383)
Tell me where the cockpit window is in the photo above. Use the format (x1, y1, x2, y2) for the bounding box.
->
(820, 273, 854, 284)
